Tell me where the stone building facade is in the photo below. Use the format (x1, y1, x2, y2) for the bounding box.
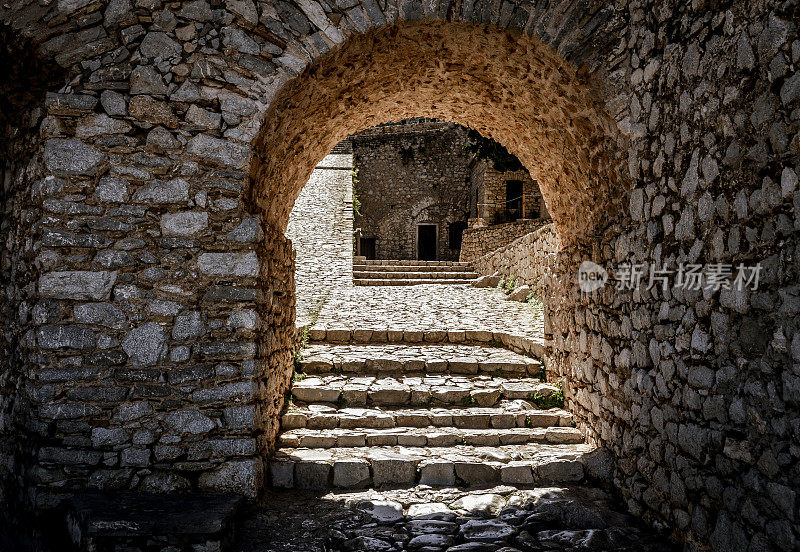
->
(0, 2, 797, 552)
(351, 120, 472, 261)
(469, 160, 549, 225)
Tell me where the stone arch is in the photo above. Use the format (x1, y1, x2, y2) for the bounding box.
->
(250, 20, 626, 245)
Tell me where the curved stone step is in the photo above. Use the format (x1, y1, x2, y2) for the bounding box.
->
(305, 327, 545, 359)
(269, 443, 594, 489)
(278, 426, 584, 449)
(354, 278, 476, 286)
(356, 260, 473, 268)
(282, 405, 573, 431)
(353, 271, 480, 279)
(290, 375, 560, 408)
(297, 343, 542, 376)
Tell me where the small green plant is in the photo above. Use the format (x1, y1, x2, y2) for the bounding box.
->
(293, 326, 310, 371)
(498, 274, 517, 294)
(528, 382, 564, 409)
(292, 371, 307, 382)
(461, 394, 478, 407)
(351, 170, 362, 216)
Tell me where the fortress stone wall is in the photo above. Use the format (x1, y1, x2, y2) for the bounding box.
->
(0, 2, 797, 551)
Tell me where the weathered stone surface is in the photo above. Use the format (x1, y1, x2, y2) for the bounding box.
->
(76, 114, 131, 137)
(74, 303, 126, 329)
(139, 32, 182, 59)
(133, 178, 190, 204)
(95, 177, 129, 202)
(44, 139, 106, 175)
(187, 134, 249, 168)
(333, 459, 370, 488)
(122, 323, 168, 367)
(164, 409, 216, 435)
(357, 500, 404, 522)
(39, 271, 117, 300)
(198, 252, 259, 277)
(199, 460, 261, 498)
(38, 325, 96, 349)
(161, 211, 209, 236)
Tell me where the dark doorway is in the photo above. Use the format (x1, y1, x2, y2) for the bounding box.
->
(448, 221, 468, 251)
(506, 180, 524, 221)
(417, 224, 437, 260)
(360, 237, 376, 259)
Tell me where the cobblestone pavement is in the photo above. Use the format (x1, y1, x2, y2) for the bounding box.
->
(289, 374, 559, 408)
(235, 485, 676, 552)
(310, 285, 544, 344)
(287, 153, 354, 326)
(298, 344, 544, 376)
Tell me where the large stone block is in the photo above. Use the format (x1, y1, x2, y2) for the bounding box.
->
(198, 252, 259, 277)
(39, 271, 117, 300)
(161, 211, 209, 236)
(371, 456, 416, 486)
(187, 134, 249, 168)
(37, 325, 96, 350)
(199, 459, 262, 498)
(44, 139, 107, 175)
(122, 323, 168, 367)
(133, 178, 190, 204)
(333, 459, 371, 488)
(163, 409, 216, 435)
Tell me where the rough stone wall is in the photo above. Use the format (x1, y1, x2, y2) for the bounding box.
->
(0, 26, 67, 548)
(351, 121, 471, 261)
(460, 219, 549, 264)
(15, 91, 275, 509)
(470, 160, 548, 223)
(590, 4, 799, 550)
(286, 153, 354, 326)
(471, 224, 560, 294)
(0, 2, 798, 551)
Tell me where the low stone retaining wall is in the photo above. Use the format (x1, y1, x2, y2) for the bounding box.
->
(460, 220, 548, 264)
(472, 223, 561, 301)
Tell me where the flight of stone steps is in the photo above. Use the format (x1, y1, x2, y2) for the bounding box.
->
(353, 259, 479, 286)
(270, 343, 591, 490)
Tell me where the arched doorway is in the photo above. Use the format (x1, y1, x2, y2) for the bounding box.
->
(249, 18, 626, 487)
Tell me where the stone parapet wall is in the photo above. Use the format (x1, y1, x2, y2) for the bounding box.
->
(460, 219, 549, 264)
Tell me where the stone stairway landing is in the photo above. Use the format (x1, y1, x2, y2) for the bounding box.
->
(354, 259, 479, 286)
(272, 342, 589, 490)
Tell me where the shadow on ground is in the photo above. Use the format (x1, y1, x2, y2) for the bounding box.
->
(234, 484, 678, 552)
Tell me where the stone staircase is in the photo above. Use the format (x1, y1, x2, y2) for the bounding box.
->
(353, 259, 479, 286)
(270, 343, 591, 490)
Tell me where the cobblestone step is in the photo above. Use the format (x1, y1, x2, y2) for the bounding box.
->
(298, 343, 542, 376)
(306, 327, 545, 358)
(282, 405, 573, 430)
(354, 278, 477, 286)
(270, 443, 593, 489)
(353, 270, 480, 279)
(353, 263, 476, 272)
(290, 375, 559, 408)
(357, 260, 473, 267)
(278, 426, 583, 448)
